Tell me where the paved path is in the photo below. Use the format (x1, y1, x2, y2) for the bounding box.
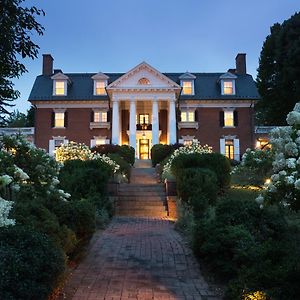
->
(63, 217, 222, 300)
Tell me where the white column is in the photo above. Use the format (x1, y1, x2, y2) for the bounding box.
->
(111, 99, 119, 145)
(168, 98, 177, 144)
(129, 98, 136, 151)
(152, 97, 159, 145)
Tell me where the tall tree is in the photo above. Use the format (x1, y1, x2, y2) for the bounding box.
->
(256, 12, 300, 125)
(0, 0, 44, 124)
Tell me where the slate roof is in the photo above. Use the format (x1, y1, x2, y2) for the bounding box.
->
(28, 72, 260, 101)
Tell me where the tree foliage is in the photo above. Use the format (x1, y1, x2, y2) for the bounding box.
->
(3, 106, 35, 127)
(256, 12, 300, 125)
(0, 0, 44, 123)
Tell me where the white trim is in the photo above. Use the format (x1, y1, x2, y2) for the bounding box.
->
(52, 80, 67, 96)
(221, 79, 236, 96)
(49, 136, 68, 156)
(34, 103, 109, 109)
(179, 101, 254, 108)
(180, 79, 195, 95)
(220, 139, 225, 155)
(93, 79, 108, 96)
(233, 139, 240, 161)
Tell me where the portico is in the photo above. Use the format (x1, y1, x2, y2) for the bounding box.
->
(106, 62, 181, 159)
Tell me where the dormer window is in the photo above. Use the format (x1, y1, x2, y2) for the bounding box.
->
(51, 72, 70, 96)
(95, 80, 106, 95)
(179, 72, 196, 96)
(219, 72, 237, 95)
(91, 72, 109, 96)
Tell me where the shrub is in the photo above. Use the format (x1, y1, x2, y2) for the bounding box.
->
(0, 226, 65, 300)
(171, 152, 231, 190)
(108, 153, 131, 179)
(92, 144, 135, 165)
(151, 144, 173, 167)
(176, 168, 218, 217)
(59, 159, 112, 200)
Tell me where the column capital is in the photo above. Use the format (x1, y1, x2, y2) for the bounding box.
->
(153, 96, 159, 102)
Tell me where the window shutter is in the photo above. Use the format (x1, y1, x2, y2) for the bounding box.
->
(194, 110, 198, 122)
(51, 112, 55, 127)
(219, 111, 224, 127)
(233, 139, 240, 161)
(107, 110, 111, 122)
(64, 111, 68, 127)
(49, 140, 55, 155)
(234, 110, 238, 126)
(220, 139, 225, 155)
(90, 111, 94, 122)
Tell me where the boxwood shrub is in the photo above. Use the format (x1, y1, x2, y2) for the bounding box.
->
(171, 152, 231, 190)
(0, 226, 65, 300)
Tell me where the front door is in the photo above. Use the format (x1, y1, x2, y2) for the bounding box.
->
(139, 139, 149, 159)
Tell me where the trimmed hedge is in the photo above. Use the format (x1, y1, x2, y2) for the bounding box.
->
(0, 226, 65, 300)
(151, 143, 183, 167)
(176, 168, 218, 217)
(92, 144, 135, 165)
(107, 153, 131, 178)
(171, 152, 231, 190)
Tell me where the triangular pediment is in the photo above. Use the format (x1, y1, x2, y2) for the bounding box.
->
(91, 72, 109, 80)
(51, 72, 70, 80)
(107, 62, 181, 89)
(219, 72, 237, 80)
(179, 72, 196, 80)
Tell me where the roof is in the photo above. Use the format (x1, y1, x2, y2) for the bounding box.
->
(28, 72, 260, 101)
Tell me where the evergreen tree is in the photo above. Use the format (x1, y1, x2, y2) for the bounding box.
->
(256, 12, 300, 125)
(0, 0, 44, 124)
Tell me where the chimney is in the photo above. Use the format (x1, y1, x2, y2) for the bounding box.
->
(42, 54, 54, 76)
(235, 53, 246, 75)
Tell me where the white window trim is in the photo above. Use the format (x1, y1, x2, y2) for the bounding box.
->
(221, 79, 236, 96)
(49, 136, 68, 156)
(53, 80, 67, 96)
(93, 80, 108, 96)
(90, 136, 110, 148)
(180, 79, 195, 95)
(53, 109, 66, 129)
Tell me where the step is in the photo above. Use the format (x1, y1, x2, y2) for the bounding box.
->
(116, 205, 167, 212)
(116, 209, 168, 217)
(118, 195, 165, 201)
(119, 183, 164, 190)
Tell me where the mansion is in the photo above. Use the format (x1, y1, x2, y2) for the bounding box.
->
(29, 54, 259, 160)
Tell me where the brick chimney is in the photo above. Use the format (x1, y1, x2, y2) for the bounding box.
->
(42, 54, 54, 76)
(235, 53, 246, 75)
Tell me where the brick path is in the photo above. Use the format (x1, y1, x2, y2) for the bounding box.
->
(63, 217, 222, 300)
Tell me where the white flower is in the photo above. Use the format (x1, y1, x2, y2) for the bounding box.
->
(286, 111, 300, 126)
(255, 195, 264, 205)
(285, 142, 298, 157)
(279, 170, 287, 176)
(271, 174, 280, 182)
(294, 179, 300, 190)
(14, 166, 29, 180)
(0, 175, 13, 187)
(286, 158, 297, 169)
(268, 183, 277, 193)
(285, 176, 295, 185)
(0, 197, 15, 227)
(52, 177, 60, 186)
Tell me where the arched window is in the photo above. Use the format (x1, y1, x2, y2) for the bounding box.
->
(138, 77, 150, 85)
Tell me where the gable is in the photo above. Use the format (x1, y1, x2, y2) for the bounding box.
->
(107, 62, 181, 89)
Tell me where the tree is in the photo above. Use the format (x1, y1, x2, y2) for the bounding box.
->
(256, 12, 300, 125)
(2, 106, 35, 127)
(0, 0, 44, 124)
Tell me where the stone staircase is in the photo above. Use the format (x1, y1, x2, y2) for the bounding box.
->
(116, 160, 168, 217)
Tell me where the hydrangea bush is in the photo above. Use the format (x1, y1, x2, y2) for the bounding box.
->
(56, 141, 120, 174)
(257, 103, 300, 210)
(162, 142, 212, 180)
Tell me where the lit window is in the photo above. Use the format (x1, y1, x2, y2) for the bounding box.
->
(183, 140, 193, 146)
(138, 77, 150, 85)
(94, 111, 107, 122)
(139, 114, 149, 124)
(182, 81, 193, 95)
(95, 81, 106, 95)
(55, 81, 65, 95)
(181, 111, 195, 122)
(225, 139, 234, 160)
(54, 112, 64, 128)
(223, 80, 233, 95)
(224, 111, 234, 127)
(95, 138, 106, 145)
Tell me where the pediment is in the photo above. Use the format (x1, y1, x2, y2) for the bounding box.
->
(107, 62, 181, 89)
(91, 72, 109, 80)
(219, 72, 237, 80)
(179, 72, 196, 80)
(51, 72, 70, 80)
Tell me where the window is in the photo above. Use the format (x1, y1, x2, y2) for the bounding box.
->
(55, 81, 65, 95)
(181, 81, 193, 95)
(95, 138, 106, 145)
(139, 114, 149, 124)
(54, 112, 65, 128)
(54, 139, 64, 149)
(95, 81, 106, 95)
(94, 111, 107, 123)
(224, 111, 234, 127)
(223, 80, 233, 95)
(225, 139, 234, 160)
(181, 111, 195, 122)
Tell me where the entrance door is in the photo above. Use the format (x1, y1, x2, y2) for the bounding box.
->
(139, 139, 149, 159)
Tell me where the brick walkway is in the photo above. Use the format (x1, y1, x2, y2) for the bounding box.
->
(63, 217, 222, 300)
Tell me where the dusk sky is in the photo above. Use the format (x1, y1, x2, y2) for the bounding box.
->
(14, 0, 299, 113)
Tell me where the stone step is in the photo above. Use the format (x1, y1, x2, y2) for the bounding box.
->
(118, 192, 165, 197)
(118, 195, 166, 202)
(116, 208, 168, 217)
(119, 184, 164, 190)
(116, 205, 166, 212)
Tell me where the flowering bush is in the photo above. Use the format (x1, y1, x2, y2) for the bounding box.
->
(162, 142, 212, 180)
(257, 103, 300, 210)
(56, 141, 120, 174)
(231, 148, 274, 186)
